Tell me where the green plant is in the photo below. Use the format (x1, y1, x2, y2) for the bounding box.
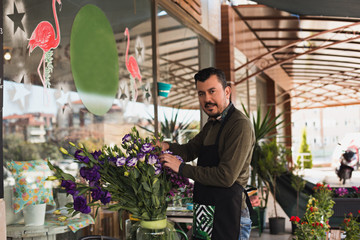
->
(242, 104, 285, 209)
(259, 140, 289, 217)
(297, 128, 313, 168)
(139, 105, 196, 143)
(291, 160, 306, 217)
(341, 211, 360, 240)
(292, 183, 334, 239)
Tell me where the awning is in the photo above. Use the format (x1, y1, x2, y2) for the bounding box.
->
(233, 4, 360, 110)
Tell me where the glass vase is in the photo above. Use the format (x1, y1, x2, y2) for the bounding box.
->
(136, 217, 171, 240)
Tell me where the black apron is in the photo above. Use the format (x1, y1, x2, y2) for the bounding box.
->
(192, 105, 243, 240)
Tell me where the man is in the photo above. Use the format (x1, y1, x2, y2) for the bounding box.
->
(158, 67, 255, 240)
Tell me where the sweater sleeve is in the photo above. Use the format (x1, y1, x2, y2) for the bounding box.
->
(181, 118, 255, 188)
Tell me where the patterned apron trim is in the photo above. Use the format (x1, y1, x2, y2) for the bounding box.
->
(193, 203, 215, 239)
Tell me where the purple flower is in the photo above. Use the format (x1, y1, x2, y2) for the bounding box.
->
(137, 153, 145, 162)
(154, 162, 162, 175)
(141, 143, 154, 153)
(175, 155, 184, 162)
(100, 191, 111, 204)
(352, 186, 360, 194)
(335, 187, 349, 196)
(80, 166, 101, 183)
(74, 149, 90, 164)
(108, 156, 117, 163)
(61, 180, 78, 195)
(73, 195, 91, 214)
(91, 150, 102, 160)
(122, 134, 132, 144)
(155, 167, 162, 175)
(127, 157, 138, 167)
(116, 157, 126, 166)
(148, 154, 158, 165)
(91, 186, 102, 201)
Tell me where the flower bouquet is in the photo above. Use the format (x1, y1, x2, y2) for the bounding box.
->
(47, 127, 187, 239)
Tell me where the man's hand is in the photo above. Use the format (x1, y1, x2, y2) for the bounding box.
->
(155, 141, 170, 151)
(250, 195, 260, 207)
(159, 153, 182, 173)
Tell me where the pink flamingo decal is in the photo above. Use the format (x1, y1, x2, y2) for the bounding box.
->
(28, 0, 61, 93)
(124, 27, 142, 101)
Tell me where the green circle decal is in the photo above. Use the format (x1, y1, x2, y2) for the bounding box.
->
(70, 4, 119, 116)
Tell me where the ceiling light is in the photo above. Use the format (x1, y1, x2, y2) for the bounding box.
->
(4, 50, 11, 61)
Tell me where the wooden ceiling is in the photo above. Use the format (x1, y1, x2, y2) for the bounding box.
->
(233, 5, 360, 110)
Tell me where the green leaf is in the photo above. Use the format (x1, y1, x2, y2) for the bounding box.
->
(62, 172, 76, 182)
(78, 187, 90, 196)
(147, 165, 155, 176)
(133, 168, 140, 178)
(141, 212, 150, 220)
(152, 195, 160, 208)
(65, 202, 73, 208)
(72, 210, 81, 217)
(152, 178, 160, 193)
(142, 182, 152, 192)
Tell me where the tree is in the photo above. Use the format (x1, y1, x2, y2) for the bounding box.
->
(297, 128, 313, 168)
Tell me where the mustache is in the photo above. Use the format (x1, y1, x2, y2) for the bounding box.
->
(205, 102, 217, 108)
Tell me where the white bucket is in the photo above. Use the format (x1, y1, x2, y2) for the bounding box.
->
(23, 203, 46, 226)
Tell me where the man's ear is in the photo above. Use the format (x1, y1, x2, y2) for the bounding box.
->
(225, 86, 231, 99)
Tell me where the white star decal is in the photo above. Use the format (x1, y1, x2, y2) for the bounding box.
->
(55, 86, 71, 113)
(10, 76, 31, 109)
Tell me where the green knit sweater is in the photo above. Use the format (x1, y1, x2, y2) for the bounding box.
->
(169, 107, 255, 193)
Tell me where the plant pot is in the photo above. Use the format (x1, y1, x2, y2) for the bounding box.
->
(157, 82, 172, 97)
(23, 203, 46, 226)
(136, 217, 171, 240)
(330, 198, 360, 227)
(269, 217, 285, 234)
(291, 222, 297, 235)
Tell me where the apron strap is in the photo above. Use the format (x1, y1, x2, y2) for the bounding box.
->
(244, 189, 254, 215)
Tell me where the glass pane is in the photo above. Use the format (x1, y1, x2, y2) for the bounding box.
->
(155, 8, 201, 143)
(3, 0, 153, 224)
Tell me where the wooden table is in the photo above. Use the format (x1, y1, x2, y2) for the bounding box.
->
(7, 213, 92, 240)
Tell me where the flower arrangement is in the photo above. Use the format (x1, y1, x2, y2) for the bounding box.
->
(291, 183, 334, 239)
(47, 127, 186, 221)
(333, 186, 360, 198)
(341, 210, 360, 240)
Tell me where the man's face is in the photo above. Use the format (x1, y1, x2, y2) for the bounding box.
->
(196, 74, 231, 117)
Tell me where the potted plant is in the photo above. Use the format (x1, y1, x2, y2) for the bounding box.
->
(242, 104, 285, 230)
(330, 186, 360, 227)
(259, 140, 289, 234)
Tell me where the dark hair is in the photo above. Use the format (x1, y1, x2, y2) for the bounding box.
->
(194, 67, 227, 89)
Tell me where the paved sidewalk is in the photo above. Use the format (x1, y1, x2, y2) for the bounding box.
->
(250, 229, 292, 239)
(302, 167, 360, 187)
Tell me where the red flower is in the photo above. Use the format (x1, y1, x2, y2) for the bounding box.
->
(358, 210, 360, 214)
(290, 216, 301, 222)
